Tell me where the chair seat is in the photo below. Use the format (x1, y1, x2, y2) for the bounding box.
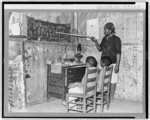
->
(67, 92, 95, 98)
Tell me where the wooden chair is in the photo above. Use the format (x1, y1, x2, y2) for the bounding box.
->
(96, 65, 113, 112)
(66, 67, 98, 113)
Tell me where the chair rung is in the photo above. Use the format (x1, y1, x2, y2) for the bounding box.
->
(96, 101, 107, 105)
(68, 101, 83, 105)
(97, 91, 108, 94)
(86, 107, 93, 113)
(96, 96, 108, 99)
(88, 97, 94, 101)
(68, 107, 94, 113)
(86, 101, 94, 106)
(88, 104, 94, 107)
(86, 94, 94, 98)
(68, 108, 83, 112)
(68, 101, 94, 106)
(66, 93, 83, 97)
(67, 99, 77, 103)
(97, 94, 108, 97)
(69, 104, 77, 109)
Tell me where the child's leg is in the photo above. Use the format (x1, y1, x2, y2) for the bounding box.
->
(110, 83, 116, 100)
(110, 64, 119, 100)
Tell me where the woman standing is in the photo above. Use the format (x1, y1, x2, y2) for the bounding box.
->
(90, 22, 122, 100)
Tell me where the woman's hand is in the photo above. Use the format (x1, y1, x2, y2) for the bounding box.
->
(89, 36, 97, 43)
(114, 64, 119, 73)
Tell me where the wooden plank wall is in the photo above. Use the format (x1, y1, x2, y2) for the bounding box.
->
(24, 41, 76, 105)
(9, 12, 76, 106)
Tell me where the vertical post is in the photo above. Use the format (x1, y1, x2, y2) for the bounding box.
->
(22, 39, 26, 109)
(84, 68, 88, 113)
(74, 12, 78, 52)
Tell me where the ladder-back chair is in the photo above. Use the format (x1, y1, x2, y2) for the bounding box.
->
(66, 67, 98, 113)
(96, 65, 113, 112)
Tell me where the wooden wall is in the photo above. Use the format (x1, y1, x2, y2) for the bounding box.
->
(9, 12, 77, 106)
(24, 41, 76, 105)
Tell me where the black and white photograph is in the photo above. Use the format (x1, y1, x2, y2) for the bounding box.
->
(2, 1, 148, 119)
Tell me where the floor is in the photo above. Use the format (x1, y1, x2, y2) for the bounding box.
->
(17, 98, 143, 113)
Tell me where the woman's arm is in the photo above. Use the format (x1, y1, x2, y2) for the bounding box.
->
(89, 37, 102, 52)
(115, 54, 121, 73)
(115, 38, 122, 73)
(95, 40, 101, 52)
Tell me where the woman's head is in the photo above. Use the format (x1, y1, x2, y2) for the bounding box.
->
(104, 22, 115, 36)
(101, 56, 112, 67)
(85, 56, 97, 68)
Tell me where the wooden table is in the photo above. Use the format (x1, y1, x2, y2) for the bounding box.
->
(47, 63, 86, 101)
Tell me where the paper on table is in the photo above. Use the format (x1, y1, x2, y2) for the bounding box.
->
(51, 63, 62, 73)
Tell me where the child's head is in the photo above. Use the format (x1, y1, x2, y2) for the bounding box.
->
(100, 56, 112, 67)
(85, 56, 97, 68)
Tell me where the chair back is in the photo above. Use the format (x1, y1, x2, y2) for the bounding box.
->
(66, 67, 98, 113)
(101, 65, 113, 93)
(83, 67, 98, 96)
(96, 65, 113, 112)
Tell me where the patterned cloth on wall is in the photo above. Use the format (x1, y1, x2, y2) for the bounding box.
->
(27, 16, 71, 42)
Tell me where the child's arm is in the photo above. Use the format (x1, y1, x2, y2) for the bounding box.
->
(68, 82, 81, 88)
(68, 71, 85, 89)
(81, 75, 85, 85)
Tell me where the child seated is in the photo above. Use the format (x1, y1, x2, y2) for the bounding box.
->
(68, 56, 98, 93)
(100, 56, 112, 68)
(97, 56, 112, 92)
(62, 56, 98, 106)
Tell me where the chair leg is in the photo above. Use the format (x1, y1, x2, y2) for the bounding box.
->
(100, 96, 104, 112)
(78, 98, 82, 110)
(93, 95, 96, 113)
(100, 102, 104, 112)
(83, 98, 86, 113)
(107, 94, 110, 110)
(66, 94, 69, 112)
